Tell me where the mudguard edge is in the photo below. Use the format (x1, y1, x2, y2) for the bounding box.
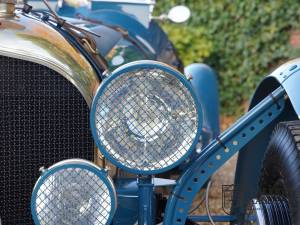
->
(233, 58, 300, 223)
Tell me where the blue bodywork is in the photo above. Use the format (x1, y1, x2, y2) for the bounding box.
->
(52, 1, 220, 159)
(232, 59, 300, 224)
(185, 64, 220, 139)
(37, 1, 219, 224)
(164, 86, 286, 224)
(163, 58, 300, 224)
(28, 1, 300, 225)
(113, 179, 139, 225)
(28, 0, 184, 69)
(47, 2, 219, 223)
(55, 1, 184, 70)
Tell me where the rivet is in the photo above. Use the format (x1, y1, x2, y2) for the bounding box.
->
(39, 166, 47, 174)
(186, 74, 193, 80)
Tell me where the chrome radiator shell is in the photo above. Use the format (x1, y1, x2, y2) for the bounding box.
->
(0, 10, 100, 105)
(0, 10, 101, 224)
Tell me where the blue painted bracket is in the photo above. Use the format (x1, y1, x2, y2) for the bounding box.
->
(233, 58, 300, 223)
(138, 176, 155, 225)
(163, 86, 286, 224)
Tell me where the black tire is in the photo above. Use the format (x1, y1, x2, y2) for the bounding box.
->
(259, 121, 300, 225)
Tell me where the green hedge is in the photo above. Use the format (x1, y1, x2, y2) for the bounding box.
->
(155, 0, 300, 116)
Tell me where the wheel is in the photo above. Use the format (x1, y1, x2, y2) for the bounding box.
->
(256, 121, 300, 225)
(245, 196, 291, 225)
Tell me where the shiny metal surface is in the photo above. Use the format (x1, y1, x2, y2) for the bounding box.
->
(31, 159, 117, 225)
(91, 60, 202, 174)
(245, 199, 266, 225)
(0, 0, 16, 17)
(0, 10, 100, 105)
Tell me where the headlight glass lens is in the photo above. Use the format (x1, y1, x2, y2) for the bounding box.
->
(92, 63, 201, 173)
(32, 160, 115, 225)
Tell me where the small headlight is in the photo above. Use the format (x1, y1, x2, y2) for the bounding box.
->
(91, 60, 202, 174)
(31, 159, 116, 225)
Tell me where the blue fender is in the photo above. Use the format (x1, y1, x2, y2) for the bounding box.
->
(58, 8, 156, 58)
(113, 179, 139, 225)
(57, 7, 183, 69)
(232, 58, 300, 223)
(185, 63, 220, 143)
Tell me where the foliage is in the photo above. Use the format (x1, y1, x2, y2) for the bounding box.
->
(155, 0, 300, 116)
(161, 25, 213, 65)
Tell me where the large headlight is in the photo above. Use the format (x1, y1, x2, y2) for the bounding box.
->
(31, 159, 116, 225)
(91, 60, 202, 174)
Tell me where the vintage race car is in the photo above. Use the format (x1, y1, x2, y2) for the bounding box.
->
(0, 0, 299, 225)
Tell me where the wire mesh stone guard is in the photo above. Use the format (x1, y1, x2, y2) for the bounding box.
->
(91, 61, 202, 174)
(31, 159, 116, 225)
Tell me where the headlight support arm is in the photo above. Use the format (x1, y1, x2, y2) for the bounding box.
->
(163, 86, 286, 224)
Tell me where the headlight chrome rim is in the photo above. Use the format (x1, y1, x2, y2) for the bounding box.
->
(31, 159, 117, 225)
(91, 60, 203, 175)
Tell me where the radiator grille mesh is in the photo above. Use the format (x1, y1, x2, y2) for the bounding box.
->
(0, 56, 94, 224)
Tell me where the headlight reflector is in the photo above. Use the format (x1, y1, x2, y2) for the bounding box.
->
(31, 159, 116, 225)
(91, 61, 202, 174)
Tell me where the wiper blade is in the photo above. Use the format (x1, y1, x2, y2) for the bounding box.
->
(41, 0, 109, 71)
